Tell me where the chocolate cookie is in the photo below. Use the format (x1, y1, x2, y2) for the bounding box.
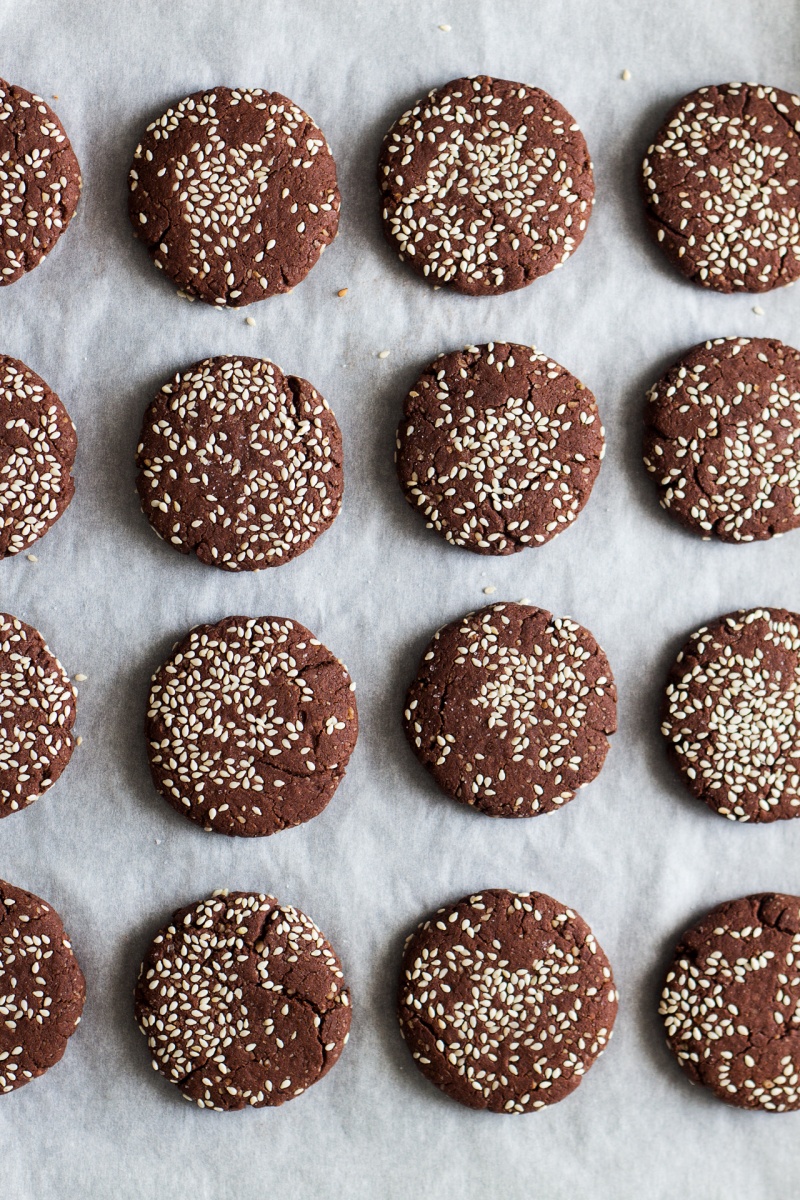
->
(662, 607, 800, 822)
(146, 615, 358, 836)
(0, 614, 76, 819)
(136, 356, 343, 571)
(129, 87, 339, 306)
(0, 879, 85, 1095)
(644, 337, 800, 541)
(396, 342, 603, 553)
(378, 76, 594, 295)
(135, 890, 351, 1110)
(0, 79, 81, 286)
(404, 603, 616, 817)
(399, 888, 617, 1112)
(0, 355, 77, 557)
(661, 893, 800, 1110)
(643, 83, 800, 293)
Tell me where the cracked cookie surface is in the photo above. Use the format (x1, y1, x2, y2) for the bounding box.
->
(129, 86, 339, 306)
(378, 76, 594, 295)
(661, 893, 800, 1110)
(135, 890, 351, 1110)
(662, 607, 800, 822)
(643, 83, 800, 293)
(0, 355, 77, 557)
(396, 342, 603, 554)
(403, 603, 616, 818)
(644, 337, 800, 542)
(0, 879, 85, 1094)
(0, 614, 76, 819)
(136, 356, 343, 571)
(146, 615, 358, 837)
(398, 888, 617, 1112)
(0, 78, 81, 286)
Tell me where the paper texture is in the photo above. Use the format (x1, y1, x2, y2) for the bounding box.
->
(0, 1, 799, 1196)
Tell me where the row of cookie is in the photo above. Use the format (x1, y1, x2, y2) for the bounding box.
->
(4, 331, 799, 567)
(1, 602, 796, 829)
(4, 878, 797, 1115)
(3, 75, 799, 301)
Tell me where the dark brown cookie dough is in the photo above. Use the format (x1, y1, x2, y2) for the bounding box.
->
(644, 337, 800, 542)
(135, 890, 351, 1111)
(129, 87, 340, 306)
(378, 76, 594, 295)
(404, 603, 616, 818)
(0, 355, 77, 557)
(662, 607, 800, 822)
(643, 83, 800, 293)
(0, 879, 85, 1095)
(0, 79, 81, 286)
(0, 614, 76, 819)
(146, 615, 358, 837)
(136, 356, 343, 571)
(399, 888, 618, 1112)
(661, 893, 800, 1110)
(396, 342, 603, 553)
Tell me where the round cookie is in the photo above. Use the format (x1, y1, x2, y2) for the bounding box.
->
(0, 355, 77, 557)
(0, 79, 81, 287)
(135, 890, 351, 1110)
(644, 337, 800, 542)
(0, 879, 85, 1094)
(396, 342, 603, 554)
(661, 893, 800, 1110)
(0, 614, 76, 819)
(662, 607, 800, 822)
(403, 603, 616, 817)
(146, 615, 358, 837)
(399, 888, 618, 1112)
(643, 83, 800, 293)
(136, 356, 343, 571)
(129, 87, 340, 306)
(378, 76, 594, 295)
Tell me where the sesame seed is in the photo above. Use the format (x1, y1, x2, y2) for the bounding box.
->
(753, 305, 764, 315)
(245, 316, 256, 327)
(378, 350, 390, 359)
(74, 674, 87, 683)
(483, 585, 496, 595)
(26, 555, 37, 563)
(438, 23, 451, 31)
(621, 69, 631, 82)
(337, 287, 348, 297)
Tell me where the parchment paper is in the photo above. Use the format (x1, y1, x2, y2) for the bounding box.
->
(1, 1, 800, 1196)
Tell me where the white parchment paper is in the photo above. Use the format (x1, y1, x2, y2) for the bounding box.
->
(1, 1, 800, 1196)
